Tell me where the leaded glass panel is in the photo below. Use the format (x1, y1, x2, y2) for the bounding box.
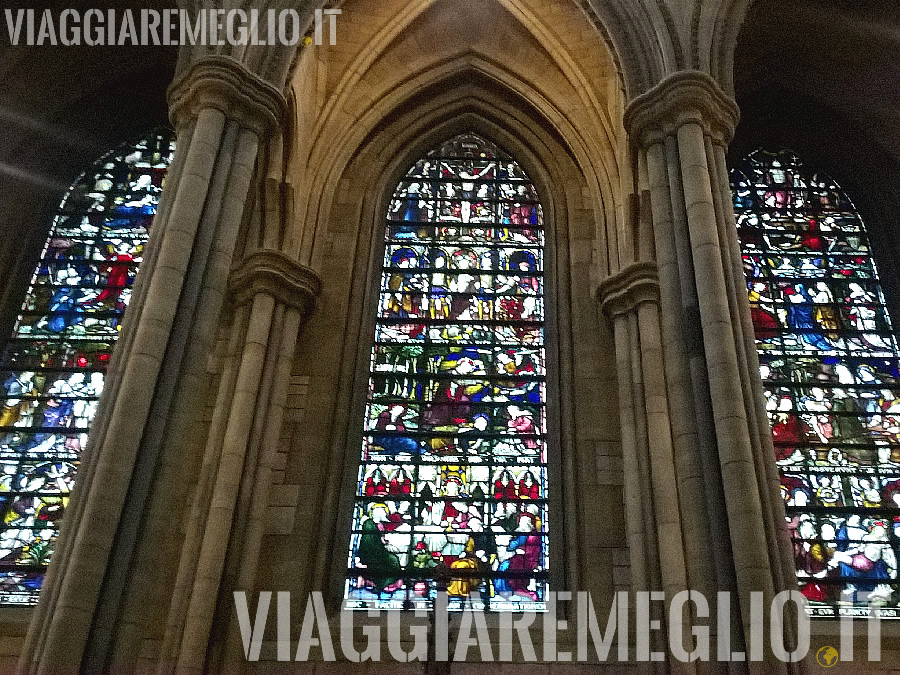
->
(0, 130, 175, 604)
(733, 149, 900, 618)
(344, 133, 549, 611)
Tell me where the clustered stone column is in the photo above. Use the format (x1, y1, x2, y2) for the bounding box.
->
(599, 263, 697, 675)
(16, 55, 299, 675)
(158, 249, 319, 675)
(609, 70, 800, 672)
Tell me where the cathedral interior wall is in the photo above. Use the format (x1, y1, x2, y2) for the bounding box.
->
(0, 0, 899, 671)
(223, 1, 632, 665)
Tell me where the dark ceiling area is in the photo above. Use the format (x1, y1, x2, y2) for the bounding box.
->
(732, 0, 900, 163)
(0, 0, 178, 194)
(731, 0, 900, 333)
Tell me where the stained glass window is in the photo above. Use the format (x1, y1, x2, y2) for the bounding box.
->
(733, 149, 900, 618)
(0, 130, 175, 604)
(344, 133, 549, 611)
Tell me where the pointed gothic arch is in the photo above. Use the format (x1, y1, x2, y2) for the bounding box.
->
(343, 132, 552, 610)
(267, 87, 624, 613)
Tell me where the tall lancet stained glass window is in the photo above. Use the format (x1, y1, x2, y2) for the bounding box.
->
(0, 131, 175, 604)
(345, 133, 549, 611)
(733, 149, 900, 617)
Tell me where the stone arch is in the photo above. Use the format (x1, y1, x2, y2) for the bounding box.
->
(578, 0, 752, 95)
(703, 0, 752, 91)
(295, 61, 623, 268)
(307, 0, 650, 101)
(255, 62, 625, 626)
(285, 0, 629, 275)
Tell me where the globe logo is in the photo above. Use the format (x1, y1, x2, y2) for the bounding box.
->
(816, 646, 839, 668)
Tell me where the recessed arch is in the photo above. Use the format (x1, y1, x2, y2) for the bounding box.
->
(316, 0, 627, 107)
(305, 107, 585, 606)
(270, 73, 624, 611)
(290, 60, 625, 277)
(259, 3, 630, 615)
(286, 0, 628, 273)
(342, 131, 555, 610)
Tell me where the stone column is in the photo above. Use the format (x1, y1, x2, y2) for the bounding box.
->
(157, 250, 320, 675)
(17, 56, 288, 675)
(623, 71, 799, 672)
(598, 263, 694, 675)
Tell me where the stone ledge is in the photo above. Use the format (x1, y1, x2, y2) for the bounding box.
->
(228, 249, 322, 314)
(596, 262, 660, 319)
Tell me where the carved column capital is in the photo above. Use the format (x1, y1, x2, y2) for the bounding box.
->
(168, 55, 288, 135)
(624, 71, 740, 148)
(597, 262, 660, 319)
(228, 250, 321, 315)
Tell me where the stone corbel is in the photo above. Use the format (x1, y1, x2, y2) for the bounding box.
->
(227, 249, 321, 316)
(623, 70, 740, 148)
(596, 261, 660, 319)
(167, 55, 288, 135)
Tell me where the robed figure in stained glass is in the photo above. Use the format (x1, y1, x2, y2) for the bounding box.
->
(346, 134, 550, 610)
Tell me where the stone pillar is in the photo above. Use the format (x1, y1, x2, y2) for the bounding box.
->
(17, 56, 289, 675)
(598, 263, 694, 675)
(622, 71, 800, 672)
(157, 251, 320, 675)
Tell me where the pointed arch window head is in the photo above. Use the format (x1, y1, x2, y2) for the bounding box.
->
(0, 130, 175, 605)
(345, 133, 550, 611)
(733, 149, 900, 617)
